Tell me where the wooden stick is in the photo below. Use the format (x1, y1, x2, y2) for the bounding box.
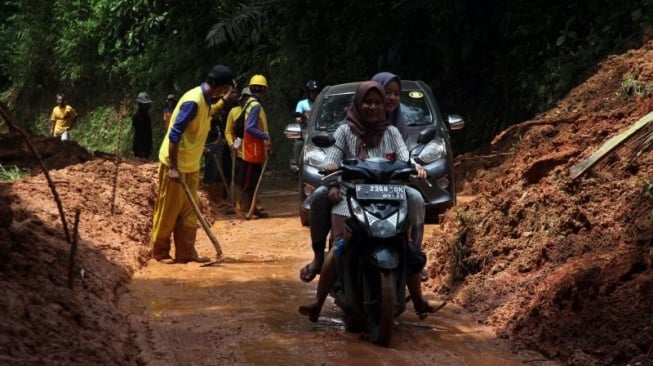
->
(68, 209, 81, 289)
(230, 152, 237, 209)
(0, 102, 71, 243)
(245, 154, 269, 220)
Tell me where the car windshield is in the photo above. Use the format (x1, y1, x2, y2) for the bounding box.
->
(315, 90, 434, 131)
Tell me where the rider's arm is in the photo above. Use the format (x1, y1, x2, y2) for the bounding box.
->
(324, 124, 348, 167)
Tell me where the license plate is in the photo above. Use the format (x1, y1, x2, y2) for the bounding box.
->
(355, 184, 406, 200)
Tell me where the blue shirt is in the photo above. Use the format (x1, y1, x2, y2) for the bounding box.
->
(295, 98, 312, 114)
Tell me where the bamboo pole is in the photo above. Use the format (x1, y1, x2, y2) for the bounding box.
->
(570, 111, 653, 179)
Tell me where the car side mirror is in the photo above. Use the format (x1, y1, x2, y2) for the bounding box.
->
(448, 114, 465, 131)
(416, 126, 437, 144)
(312, 134, 335, 148)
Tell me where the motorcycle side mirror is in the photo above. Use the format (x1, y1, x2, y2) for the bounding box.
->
(416, 126, 437, 144)
(284, 123, 301, 139)
(312, 134, 335, 148)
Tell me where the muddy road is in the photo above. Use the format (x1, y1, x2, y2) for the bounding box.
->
(118, 178, 559, 365)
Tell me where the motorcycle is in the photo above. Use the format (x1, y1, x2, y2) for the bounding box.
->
(312, 134, 422, 347)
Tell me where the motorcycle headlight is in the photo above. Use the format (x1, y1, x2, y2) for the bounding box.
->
(416, 138, 446, 164)
(304, 145, 327, 167)
(366, 211, 398, 238)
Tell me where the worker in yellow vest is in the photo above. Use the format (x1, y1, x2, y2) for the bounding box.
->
(150, 65, 236, 264)
(237, 74, 271, 218)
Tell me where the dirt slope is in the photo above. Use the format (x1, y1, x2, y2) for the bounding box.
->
(426, 40, 653, 365)
(1, 38, 653, 365)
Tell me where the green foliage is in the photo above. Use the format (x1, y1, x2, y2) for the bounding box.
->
(74, 105, 132, 156)
(0, 165, 27, 181)
(206, 1, 276, 47)
(447, 227, 475, 282)
(643, 180, 653, 200)
(622, 75, 653, 97)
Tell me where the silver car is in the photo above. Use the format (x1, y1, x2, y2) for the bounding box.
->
(284, 80, 464, 226)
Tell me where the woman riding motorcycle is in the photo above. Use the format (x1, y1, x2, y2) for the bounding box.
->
(298, 81, 444, 322)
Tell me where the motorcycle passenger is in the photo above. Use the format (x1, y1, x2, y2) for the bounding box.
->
(298, 81, 443, 322)
(373, 72, 427, 281)
(372, 72, 408, 141)
(291, 80, 322, 173)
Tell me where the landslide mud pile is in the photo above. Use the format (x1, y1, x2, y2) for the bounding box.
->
(0, 136, 216, 365)
(426, 40, 653, 365)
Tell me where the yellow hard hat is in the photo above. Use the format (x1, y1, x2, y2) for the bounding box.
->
(249, 74, 268, 88)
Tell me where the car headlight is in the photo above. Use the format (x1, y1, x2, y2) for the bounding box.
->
(416, 138, 446, 164)
(304, 145, 327, 167)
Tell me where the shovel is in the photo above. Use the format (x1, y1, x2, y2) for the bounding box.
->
(231, 151, 236, 204)
(178, 177, 224, 265)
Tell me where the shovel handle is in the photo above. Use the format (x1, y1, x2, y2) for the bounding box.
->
(245, 154, 269, 220)
(179, 178, 223, 258)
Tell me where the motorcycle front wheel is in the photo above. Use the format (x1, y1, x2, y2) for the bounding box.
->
(368, 269, 396, 347)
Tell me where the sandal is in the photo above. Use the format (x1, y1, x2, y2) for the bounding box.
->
(299, 261, 321, 282)
(415, 300, 447, 320)
(298, 303, 320, 322)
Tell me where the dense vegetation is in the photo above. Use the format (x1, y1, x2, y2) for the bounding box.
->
(1, 0, 651, 166)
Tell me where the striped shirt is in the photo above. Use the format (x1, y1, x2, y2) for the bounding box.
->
(326, 124, 410, 216)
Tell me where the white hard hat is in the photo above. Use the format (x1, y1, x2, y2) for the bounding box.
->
(137, 92, 152, 104)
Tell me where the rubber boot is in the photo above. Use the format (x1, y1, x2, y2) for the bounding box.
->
(172, 224, 198, 263)
(151, 237, 172, 261)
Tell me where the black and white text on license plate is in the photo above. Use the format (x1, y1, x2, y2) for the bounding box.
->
(355, 184, 406, 200)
